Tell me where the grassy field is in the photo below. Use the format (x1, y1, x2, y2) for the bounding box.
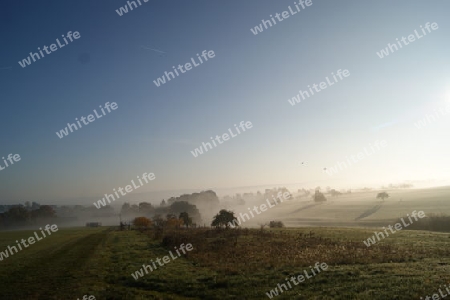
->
(0, 226, 449, 299)
(232, 186, 450, 227)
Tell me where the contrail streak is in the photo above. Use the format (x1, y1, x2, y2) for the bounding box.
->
(141, 46, 166, 54)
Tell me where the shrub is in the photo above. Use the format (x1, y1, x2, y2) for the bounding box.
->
(269, 221, 285, 228)
(133, 216, 152, 230)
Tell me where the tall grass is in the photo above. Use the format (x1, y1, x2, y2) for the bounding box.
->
(153, 227, 430, 276)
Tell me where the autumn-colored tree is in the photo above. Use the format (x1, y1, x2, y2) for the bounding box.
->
(133, 217, 152, 230)
(166, 217, 183, 229)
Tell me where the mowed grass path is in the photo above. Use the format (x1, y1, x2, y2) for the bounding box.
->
(0, 227, 450, 299)
(0, 227, 109, 299)
(0, 227, 210, 299)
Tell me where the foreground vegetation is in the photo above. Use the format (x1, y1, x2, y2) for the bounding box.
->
(0, 226, 449, 299)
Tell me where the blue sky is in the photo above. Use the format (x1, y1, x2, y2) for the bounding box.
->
(1, 0, 449, 203)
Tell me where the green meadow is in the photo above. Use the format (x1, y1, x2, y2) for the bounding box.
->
(1, 187, 449, 299)
(0, 225, 449, 299)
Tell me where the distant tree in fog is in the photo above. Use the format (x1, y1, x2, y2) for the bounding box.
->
(179, 212, 192, 228)
(236, 198, 246, 205)
(138, 202, 154, 215)
(211, 209, 237, 229)
(31, 205, 56, 220)
(313, 190, 327, 202)
(5, 206, 30, 225)
(121, 203, 131, 214)
(330, 189, 342, 197)
(152, 214, 165, 228)
(31, 202, 40, 210)
(169, 201, 202, 224)
(121, 202, 139, 216)
(376, 192, 389, 201)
